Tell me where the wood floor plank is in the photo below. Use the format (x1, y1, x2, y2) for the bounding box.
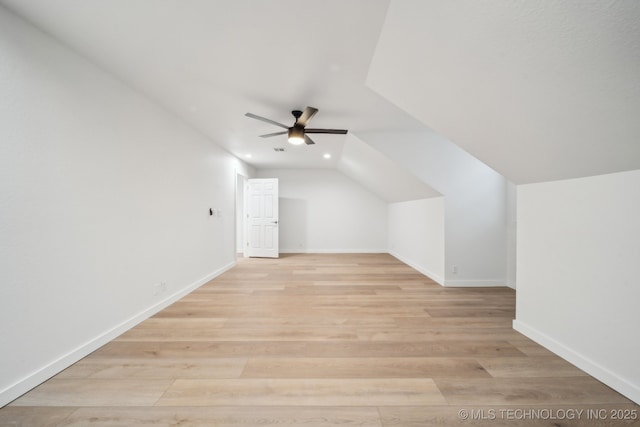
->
(0, 407, 76, 427)
(223, 316, 398, 328)
(55, 358, 246, 379)
(129, 318, 227, 329)
(357, 328, 524, 342)
(425, 307, 516, 318)
(90, 340, 526, 359)
(116, 326, 359, 341)
(155, 304, 431, 318)
(65, 407, 384, 427)
(507, 338, 558, 357)
(392, 317, 513, 329)
(241, 357, 492, 379)
(477, 356, 589, 378)
(435, 377, 634, 405)
(10, 379, 173, 406)
(156, 378, 446, 406)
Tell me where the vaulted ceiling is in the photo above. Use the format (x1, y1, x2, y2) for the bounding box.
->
(3, 0, 639, 188)
(367, 1, 640, 184)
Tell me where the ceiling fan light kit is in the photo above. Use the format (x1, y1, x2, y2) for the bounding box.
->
(287, 127, 305, 145)
(245, 106, 348, 146)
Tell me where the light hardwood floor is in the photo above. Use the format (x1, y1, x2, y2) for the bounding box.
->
(2, 253, 638, 426)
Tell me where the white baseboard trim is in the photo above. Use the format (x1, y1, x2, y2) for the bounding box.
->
(388, 251, 444, 285)
(386, 252, 506, 288)
(279, 248, 387, 254)
(513, 319, 640, 405)
(0, 261, 236, 408)
(444, 279, 507, 287)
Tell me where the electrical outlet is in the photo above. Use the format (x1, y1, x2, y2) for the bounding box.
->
(452, 265, 458, 274)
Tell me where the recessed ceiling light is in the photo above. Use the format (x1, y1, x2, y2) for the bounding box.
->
(245, 154, 252, 158)
(323, 153, 331, 159)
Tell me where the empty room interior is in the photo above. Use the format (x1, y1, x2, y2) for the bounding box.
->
(1, 1, 639, 426)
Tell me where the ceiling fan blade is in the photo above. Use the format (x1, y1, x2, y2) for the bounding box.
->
(259, 131, 288, 138)
(295, 106, 318, 127)
(245, 112, 289, 129)
(305, 128, 348, 134)
(304, 135, 316, 145)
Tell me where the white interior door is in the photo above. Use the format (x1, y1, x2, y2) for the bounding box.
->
(246, 178, 279, 258)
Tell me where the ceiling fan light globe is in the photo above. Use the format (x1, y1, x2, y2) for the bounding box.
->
(287, 127, 305, 145)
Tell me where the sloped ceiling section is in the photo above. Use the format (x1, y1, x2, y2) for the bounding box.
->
(367, 0, 640, 184)
(338, 134, 440, 203)
(0, 0, 427, 170)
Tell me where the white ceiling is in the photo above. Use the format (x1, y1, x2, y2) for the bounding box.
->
(1, 0, 429, 172)
(3, 0, 638, 186)
(367, 0, 640, 184)
(338, 134, 441, 202)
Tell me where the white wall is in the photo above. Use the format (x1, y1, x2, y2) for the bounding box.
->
(364, 130, 509, 286)
(514, 169, 640, 404)
(0, 7, 250, 406)
(255, 169, 387, 253)
(388, 198, 445, 284)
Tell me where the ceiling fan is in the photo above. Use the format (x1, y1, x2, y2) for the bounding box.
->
(245, 106, 348, 145)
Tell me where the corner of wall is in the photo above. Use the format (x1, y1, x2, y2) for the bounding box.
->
(388, 251, 444, 285)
